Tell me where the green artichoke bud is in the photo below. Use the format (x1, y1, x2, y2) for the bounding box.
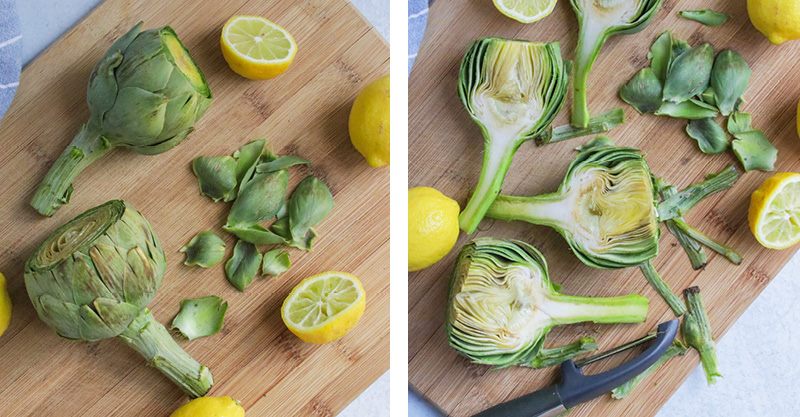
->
(685, 118, 728, 154)
(192, 156, 237, 201)
(681, 286, 721, 384)
(662, 43, 714, 103)
(24, 200, 213, 397)
(711, 50, 751, 116)
(457, 37, 569, 233)
(679, 9, 731, 27)
(619, 68, 663, 114)
(446, 238, 649, 368)
(31, 22, 212, 216)
(570, 0, 663, 127)
(180, 230, 226, 267)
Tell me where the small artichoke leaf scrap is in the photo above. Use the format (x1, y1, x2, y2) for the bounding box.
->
(180, 231, 226, 267)
(727, 112, 777, 172)
(24, 200, 213, 397)
(457, 37, 569, 234)
(662, 43, 714, 103)
(654, 99, 718, 119)
(172, 296, 228, 340)
(226, 169, 289, 228)
(256, 155, 311, 173)
(685, 118, 728, 154)
(679, 9, 731, 27)
(648, 31, 672, 83)
(619, 68, 663, 114)
(192, 156, 237, 201)
(31, 23, 212, 216)
(570, 0, 664, 127)
(446, 238, 649, 368)
(223, 224, 289, 245)
(711, 50, 751, 116)
(262, 249, 291, 276)
(288, 176, 334, 250)
(227, 139, 266, 201)
(225, 240, 262, 292)
(682, 286, 721, 384)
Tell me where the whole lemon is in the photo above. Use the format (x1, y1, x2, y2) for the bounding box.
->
(409, 187, 460, 271)
(349, 74, 390, 167)
(748, 0, 800, 44)
(170, 396, 245, 417)
(0, 273, 11, 337)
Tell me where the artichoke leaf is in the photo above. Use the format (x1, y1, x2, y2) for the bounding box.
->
(727, 112, 777, 172)
(255, 155, 311, 173)
(662, 43, 713, 103)
(668, 38, 691, 71)
(655, 99, 718, 119)
(93, 297, 140, 335)
(619, 68, 663, 114)
(223, 224, 289, 245)
(103, 87, 169, 142)
(685, 118, 728, 154)
(87, 50, 123, 125)
(228, 139, 266, 201)
(192, 156, 237, 202)
(711, 50, 751, 116)
(123, 246, 159, 307)
(172, 296, 228, 340)
(37, 294, 83, 340)
(699, 86, 717, 108)
(78, 303, 117, 341)
(227, 170, 288, 227)
(262, 249, 291, 276)
(129, 127, 192, 156)
(679, 9, 731, 26)
(180, 231, 226, 267)
(648, 31, 672, 83)
(224, 240, 262, 292)
(288, 176, 334, 249)
(116, 51, 173, 92)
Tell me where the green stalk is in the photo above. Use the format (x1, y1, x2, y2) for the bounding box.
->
(484, 192, 568, 231)
(30, 123, 111, 216)
(546, 293, 650, 326)
(459, 138, 520, 234)
(529, 337, 598, 368)
(118, 309, 213, 398)
(538, 108, 625, 145)
(572, 23, 607, 128)
(639, 260, 686, 316)
(658, 165, 738, 220)
(611, 340, 687, 399)
(671, 219, 743, 264)
(682, 286, 721, 384)
(659, 183, 707, 270)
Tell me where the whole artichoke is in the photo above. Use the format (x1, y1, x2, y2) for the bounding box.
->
(24, 200, 213, 398)
(30, 22, 213, 216)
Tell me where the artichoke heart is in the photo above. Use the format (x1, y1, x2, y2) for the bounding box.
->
(447, 238, 649, 367)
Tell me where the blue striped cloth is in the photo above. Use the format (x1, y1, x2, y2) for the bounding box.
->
(0, 0, 20, 121)
(408, 0, 430, 75)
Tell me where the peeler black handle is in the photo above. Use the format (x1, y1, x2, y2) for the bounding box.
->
(471, 319, 679, 417)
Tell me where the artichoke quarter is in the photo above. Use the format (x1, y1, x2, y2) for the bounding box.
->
(24, 200, 213, 398)
(30, 22, 212, 216)
(447, 238, 649, 368)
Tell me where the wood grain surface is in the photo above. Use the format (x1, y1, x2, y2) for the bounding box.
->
(409, 0, 800, 416)
(0, 1, 388, 416)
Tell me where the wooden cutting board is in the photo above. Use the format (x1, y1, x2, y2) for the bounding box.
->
(0, 1, 388, 416)
(409, 0, 800, 415)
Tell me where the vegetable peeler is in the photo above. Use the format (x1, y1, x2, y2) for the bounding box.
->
(472, 319, 679, 417)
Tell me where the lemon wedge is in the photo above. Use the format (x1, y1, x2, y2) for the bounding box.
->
(749, 172, 800, 249)
(493, 0, 558, 23)
(221, 15, 297, 79)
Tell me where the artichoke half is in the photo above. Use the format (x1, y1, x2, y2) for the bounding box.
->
(457, 37, 569, 234)
(24, 200, 213, 398)
(447, 238, 649, 368)
(570, 0, 663, 127)
(30, 22, 212, 216)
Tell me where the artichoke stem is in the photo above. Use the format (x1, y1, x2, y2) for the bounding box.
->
(528, 337, 598, 369)
(660, 184, 707, 270)
(538, 108, 625, 145)
(459, 137, 518, 234)
(639, 261, 686, 316)
(118, 309, 213, 398)
(547, 293, 650, 326)
(30, 123, 111, 216)
(485, 192, 566, 231)
(671, 218, 742, 265)
(657, 165, 738, 220)
(571, 24, 606, 128)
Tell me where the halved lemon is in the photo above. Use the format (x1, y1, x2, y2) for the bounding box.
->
(281, 271, 366, 344)
(221, 15, 297, 80)
(493, 0, 558, 23)
(749, 172, 800, 249)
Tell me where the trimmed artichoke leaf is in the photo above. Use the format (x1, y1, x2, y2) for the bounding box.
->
(172, 295, 228, 340)
(662, 43, 713, 103)
(699, 86, 717, 108)
(658, 165, 739, 220)
(256, 155, 311, 173)
(727, 112, 777, 172)
(192, 156, 237, 202)
(679, 9, 731, 26)
(447, 238, 649, 367)
(619, 68, 663, 114)
(528, 337, 598, 369)
(224, 240, 262, 292)
(180, 231, 226, 267)
(457, 37, 569, 233)
(682, 287, 721, 384)
(288, 176, 334, 250)
(569, 0, 664, 127)
(655, 99, 718, 119)
(669, 38, 691, 70)
(711, 50, 751, 116)
(271, 216, 291, 240)
(223, 224, 289, 245)
(658, 182, 708, 270)
(639, 260, 686, 316)
(538, 108, 625, 145)
(262, 249, 291, 276)
(227, 169, 289, 227)
(228, 139, 266, 201)
(648, 31, 672, 83)
(685, 118, 728, 154)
